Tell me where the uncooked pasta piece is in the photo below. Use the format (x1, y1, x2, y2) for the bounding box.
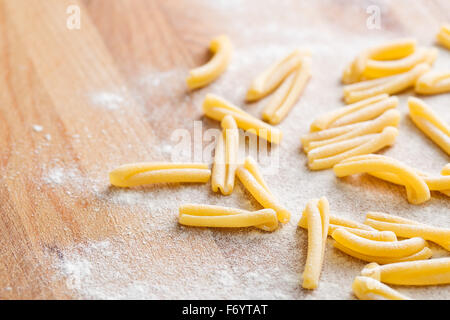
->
(262, 56, 312, 125)
(334, 242, 432, 264)
(365, 211, 422, 225)
(343, 63, 430, 103)
(303, 109, 400, 152)
(332, 228, 427, 258)
(361, 259, 450, 285)
(179, 204, 278, 231)
(365, 212, 450, 251)
(352, 276, 411, 300)
(437, 24, 450, 50)
(186, 35, 232, 89)
(308, 126, 398, 170)
(342, 38, 417, 84)
(109, 162, 211, 187)
(408, 97, 450, 155)
(211, 115, 239, 195)
(246, 48, 311, 101)
(333, 154, 430, 204)
(415, 70, 450, 94)
(302, 197, 330, 289)
(309, 94, 394, 131)
(236, 157, 290, 223)
(363, 47, 437, 79)
(203, 94, 282, 144)
(442, 164, 450, 176)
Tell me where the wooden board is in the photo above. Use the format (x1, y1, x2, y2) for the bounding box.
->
(0, 0, 449, 299)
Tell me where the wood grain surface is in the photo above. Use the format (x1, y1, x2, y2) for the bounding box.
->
(0, 0, 449, 299)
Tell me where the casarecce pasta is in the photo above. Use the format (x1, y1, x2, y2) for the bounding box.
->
(246, 48, 311, 101)
(334, 243, 432, 265)
(178, 204, 278, 231)
(437, 24, 450, 50)
(203, 94, 283, 144)
(309, 94, 396, 132)
(342, 38, 417, 84)
(415, 70, 450, 95)
(333, 154, 431, 204)
(361, 259, 450, 285)
(236, 157, 290, 223)
(109, 162, 211, 187)
(186, 35, 232, 89)
(352, 276, 411, 300)
(365, 212, 450, 251)
(332, 228, 427, 258)
(302, 109, 400, 152)
(301, 197, 329, 289)
(307, 126, 398, 170)
(211, 115, 240, 195)
(262, 56, 312, 125)
(408, 97, 450, 155)
(343, 63, 430, 103)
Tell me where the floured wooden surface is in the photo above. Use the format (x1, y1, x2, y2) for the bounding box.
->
(0, 0, 449, 299)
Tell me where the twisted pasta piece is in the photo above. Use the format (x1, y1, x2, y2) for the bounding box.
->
(335, 242, 432, 264)
(333, 154, 430, 204)
(437, 24, 450, 50)
(408, 97, 450, 155)
(361, 259, 450, 285)
(363, 47, 437, 79)
(236, 157, 290, 223)
(308, 126, 398, 170)
(211, 115, 239, 195)
(109, 162, 211, 187)
(365, 212, 450, 251)
(302, 109, 400, 152)
(352, 276, 411, 300)
(203, 94, 282, 144)
(179, 204, 278, 231)
(246, 48, 311, 101)
(332, 228, 427, 258)
(415, 71, 450, 95)
(302, 197, 330, 289)
(310, 94, 396, 132)
(262, 56, 312, 125)
(342, 38, 417, 84)
(343, 63, 430, 103)
(186, 35, 232, 89)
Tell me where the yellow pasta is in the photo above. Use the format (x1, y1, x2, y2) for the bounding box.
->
(302, 197, 330, 289)
(363, 47, 437, 79)
(299, 210, 398, 241)
(334, 242, 432, 265)
(332, 228, 427, 258)
(352, 276, 411, 300)
(179, 204, 278, 231)
(442, 163, 450, 176)
(343, 63, 430, 104)
(365, 212, 450, 251)
(211, 115, 239, 195)
(186, 35, 232, 90)
(236, 157, 290, 223)
(246, 48, 311, 101)
(361, 259, 450, 285)
(437, 24, 450, 50)
(203, 94, 282, 144)
(415, 70, 450, 95)
(342, 38, 417, 84)
(302, 109, 400, 152)
(109, 162, 211, 187)
(408, 97, 450, 155)
(262, 56, 312, 125)
(309, 94, 395, 132)
(308, 126, 398, 170)
(333, 154, 430, 204)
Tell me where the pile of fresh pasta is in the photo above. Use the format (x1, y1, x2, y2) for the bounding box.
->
(109, 26, 450, 300)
